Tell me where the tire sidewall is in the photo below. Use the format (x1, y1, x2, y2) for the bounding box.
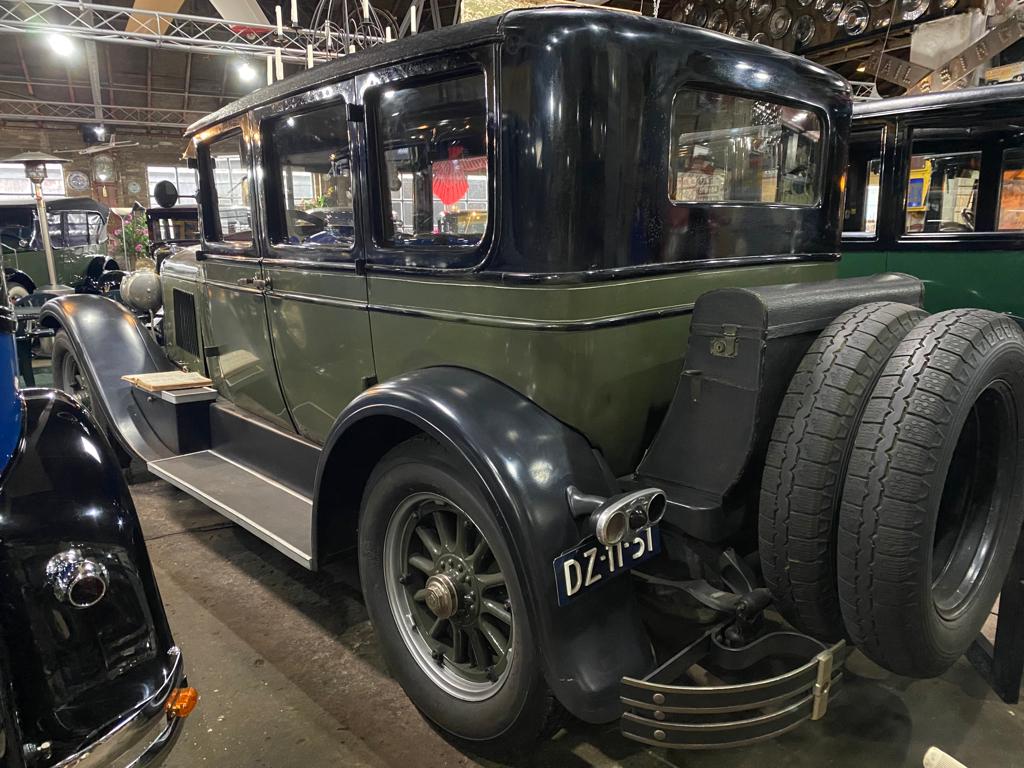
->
(358, 440, 547, 744)
(918, 341, 1024, 665)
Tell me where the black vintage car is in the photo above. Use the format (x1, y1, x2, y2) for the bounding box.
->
(0, 272, 194, 765)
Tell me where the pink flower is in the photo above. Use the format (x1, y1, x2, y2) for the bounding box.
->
(113, 228, 122, 236)
(135, 243, 143, 252)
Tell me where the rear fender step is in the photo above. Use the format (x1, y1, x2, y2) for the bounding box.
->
(620, 623, 845, 749)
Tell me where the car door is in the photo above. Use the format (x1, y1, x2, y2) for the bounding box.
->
(194, 118, 292, 430)
(252, 81, 374, 444)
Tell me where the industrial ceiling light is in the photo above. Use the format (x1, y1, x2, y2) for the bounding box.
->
(48, 33, 75, 57)
(237, 61, 256, 82)
(94, 125, 106, 139)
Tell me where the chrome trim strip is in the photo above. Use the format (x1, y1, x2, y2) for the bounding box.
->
(147, 454, 314, 568)
(266, 290, 366, 310)
(53, 649, 185, 768)
(204, 278, 263, 295)
(366, 301, 696, 331)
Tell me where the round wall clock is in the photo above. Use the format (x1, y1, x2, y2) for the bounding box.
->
(127, 180, 142, 195)
(67, 171, 90, 193)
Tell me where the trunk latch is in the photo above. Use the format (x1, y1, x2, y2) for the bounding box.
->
(710, 324, 739, 358)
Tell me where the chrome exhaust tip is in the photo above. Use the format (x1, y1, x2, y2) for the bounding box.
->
(572, 487, 667, 546)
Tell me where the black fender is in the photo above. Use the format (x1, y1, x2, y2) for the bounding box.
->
(315, 367, 654, 723)
(3, 267, 36, 294)
(0, 389, 176, 762)
(39, 294, 177, 462)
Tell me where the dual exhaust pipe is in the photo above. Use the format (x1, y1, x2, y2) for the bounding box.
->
(567, 486, 667, 546)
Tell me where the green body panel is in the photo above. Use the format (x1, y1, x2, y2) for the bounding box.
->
(3, 245, 108, 286)
(366, 261, 838, 474)
(839, 250, 1024, 315)
(166, 254, 836, 474)
(262, 262, 374, 443)
(161, 269, 207, 375)
(199, 257, 292, 430)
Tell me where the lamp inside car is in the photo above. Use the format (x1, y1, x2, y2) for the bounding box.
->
(165, 687, 199, 718)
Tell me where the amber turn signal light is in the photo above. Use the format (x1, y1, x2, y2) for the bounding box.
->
(165, 687, 199, 718)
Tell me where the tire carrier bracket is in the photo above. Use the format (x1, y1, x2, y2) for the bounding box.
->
(620, 623, 845, 749)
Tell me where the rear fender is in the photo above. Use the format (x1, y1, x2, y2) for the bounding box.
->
(0, 389, 176, 757)
(316, 367, 654, 723)
(39, 294, 176, 462)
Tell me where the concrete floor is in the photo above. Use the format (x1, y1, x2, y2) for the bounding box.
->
(127, 478, 1024, 768)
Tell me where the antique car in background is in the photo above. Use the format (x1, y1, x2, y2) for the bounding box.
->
(0, 272, 195, 765)
(0, 197, 120, 297)
(41, 8, 1024, 751)
(840, 82, 1024, 315)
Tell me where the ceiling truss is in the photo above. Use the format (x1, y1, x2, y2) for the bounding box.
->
(0, 97, 206, 128)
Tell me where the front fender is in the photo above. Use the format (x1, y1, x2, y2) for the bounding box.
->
(0, 389, 177, 762)
(316, 367, 654, 723)
(40, 294, 176, 462)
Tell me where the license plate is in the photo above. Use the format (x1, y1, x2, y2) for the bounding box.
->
(553, 526, 661, 606)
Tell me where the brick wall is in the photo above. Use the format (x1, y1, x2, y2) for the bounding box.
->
(0, 123, 188, 209)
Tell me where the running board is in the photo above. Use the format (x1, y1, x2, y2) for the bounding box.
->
(148, 450, 314, 569)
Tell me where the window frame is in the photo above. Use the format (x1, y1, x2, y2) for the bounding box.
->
(361, 48, 497, 274)
(252, 79, 360, 266)
(666, 86, 827, 211)
(194, 119, 257, 256)
(890, 115, 1024, 250)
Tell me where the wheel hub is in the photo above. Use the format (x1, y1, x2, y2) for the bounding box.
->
(424, 573, 460, 619)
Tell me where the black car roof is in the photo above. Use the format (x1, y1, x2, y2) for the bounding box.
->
(853, 81, 1024, 120)
(0, 197, 109, 217)
(187, 7, 850, 138)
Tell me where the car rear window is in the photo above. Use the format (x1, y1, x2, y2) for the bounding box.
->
(372, 71, 489, 260)
(669, 90, 822, 206)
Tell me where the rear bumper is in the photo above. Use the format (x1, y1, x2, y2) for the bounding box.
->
(620, 625, 844, 749)
(54, 647, 188, 768)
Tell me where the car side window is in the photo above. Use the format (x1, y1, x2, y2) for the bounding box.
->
(46, 213, 65, 248)
(66, 212, 89, 246)
(87, 212, 105, 244)
(843, 127, 883, 234)
(371, 71, 489, 255)
(905, 148, 980, 234)
(997, 147, 1024, 231)
(267, 103, 355, 257)
(203, 132, 252, 244)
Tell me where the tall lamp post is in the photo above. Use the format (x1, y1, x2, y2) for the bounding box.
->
(2, 152, 70, 290)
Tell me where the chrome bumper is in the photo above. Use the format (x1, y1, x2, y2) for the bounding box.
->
(620, 625, 844, 749)
(54, 647, 187, 768)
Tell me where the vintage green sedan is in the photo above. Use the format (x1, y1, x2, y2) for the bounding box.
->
(0, 197, 118, 296)
(40, 7, 1024, 752)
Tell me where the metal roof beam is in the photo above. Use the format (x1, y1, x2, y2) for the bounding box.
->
(0, 0, 333, 63)
(0, 97, 202, 128)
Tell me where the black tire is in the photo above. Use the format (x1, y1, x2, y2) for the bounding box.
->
(52, 330, 95, 413)
(358, 436, 561, 748)
(52, 330, 134, 470)
(838, 309, 1024, 677)
(760, 301, 927, 640)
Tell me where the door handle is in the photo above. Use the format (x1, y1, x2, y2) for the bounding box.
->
(236, 275, 270, 290)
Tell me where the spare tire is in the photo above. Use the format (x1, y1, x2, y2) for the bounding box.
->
(760, 301, 927, 640)
(838, 309, 1024, 677)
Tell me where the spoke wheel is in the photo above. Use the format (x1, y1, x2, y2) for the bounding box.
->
(384, 491, 513, 701)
